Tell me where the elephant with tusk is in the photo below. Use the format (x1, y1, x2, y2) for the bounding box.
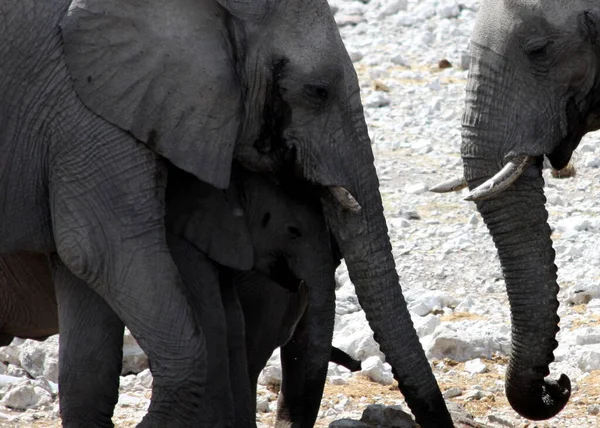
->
(431, 0, 600, 421)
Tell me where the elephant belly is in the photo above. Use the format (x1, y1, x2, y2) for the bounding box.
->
(0, 136, 54, 253)
(0, 253, 58, 339)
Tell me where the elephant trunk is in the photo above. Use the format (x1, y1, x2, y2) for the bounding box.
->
(461, 73, 571, 418)
(323, 150, 452, 427)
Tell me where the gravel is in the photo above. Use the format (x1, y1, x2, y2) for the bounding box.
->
(2, 0, 600, 426)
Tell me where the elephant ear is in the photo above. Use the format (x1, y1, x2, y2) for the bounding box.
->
(166, 167, 254, 271)
(215, 0, 270, 21)
(60, 0, 242, 189)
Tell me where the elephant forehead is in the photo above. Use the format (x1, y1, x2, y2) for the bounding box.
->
(473, 0, 576, 55)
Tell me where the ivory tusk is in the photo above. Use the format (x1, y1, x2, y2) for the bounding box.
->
(329, 186, 362, 213)
(429, 177, 468, 193)
(464, 155, 534, 201)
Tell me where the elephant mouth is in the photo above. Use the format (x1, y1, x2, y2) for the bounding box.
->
(268, 257, 303, 293)
(548, 97, 589, 170)
(547, 135, 580, 171)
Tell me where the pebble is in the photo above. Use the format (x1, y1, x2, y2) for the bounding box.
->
(359, 356, 393, 385)
(403, 182, 429, 195)
(257, 364, 282, 387)
(464, 358, 488, 375)
(360, 404, 417, 427)
(349, 51, 364, 62)
(436, 2, 460, 19)
(443, 387, 463, 399)
(1, 381, 52, 410)
(425, 321, 511, 361)
(488, 414, 517, 426)
(379, 0, 408, 18)
(576, 345, 600, 372)
(412, 313, 441, 337)
(390, 53, 409, 67)
(256, 397, 270, 413)
(329, 376, 349, 386)
(17, 337, 59, 383)
(364, 93, 391, 108)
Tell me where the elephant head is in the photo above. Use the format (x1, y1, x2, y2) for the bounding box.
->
(435, 0, 600, 420)
(60, 1, 451, 424)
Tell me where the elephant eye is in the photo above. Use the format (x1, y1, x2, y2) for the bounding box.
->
(524, 38, 554, 58)
(304, 84, 329, 103)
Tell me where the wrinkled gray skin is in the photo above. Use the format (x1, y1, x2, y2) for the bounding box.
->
(0, 0, 450, 425)
(0, 165, 359, 428)
(461, 0, 600, 420)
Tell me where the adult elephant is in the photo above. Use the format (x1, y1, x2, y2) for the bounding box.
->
(61, 2, 452, 424)
(1, 0, 450, 425)
(431, 0, 600, 420)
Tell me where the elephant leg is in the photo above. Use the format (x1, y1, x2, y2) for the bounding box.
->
(220, 271, 255, 428)
(51, 255, 124, 428)
(50, 126, 206, 427)
(276, 284, 335, 428)
(166, 233, 234, 427)
(236, 272, 295, 409)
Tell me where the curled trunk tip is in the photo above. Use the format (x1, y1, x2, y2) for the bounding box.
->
(507, 373, 571, 420)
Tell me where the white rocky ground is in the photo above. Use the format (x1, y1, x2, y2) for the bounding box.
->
(2, 0, 600, 426)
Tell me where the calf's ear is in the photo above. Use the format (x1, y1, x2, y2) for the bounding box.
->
(216, 0, 270, 21)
